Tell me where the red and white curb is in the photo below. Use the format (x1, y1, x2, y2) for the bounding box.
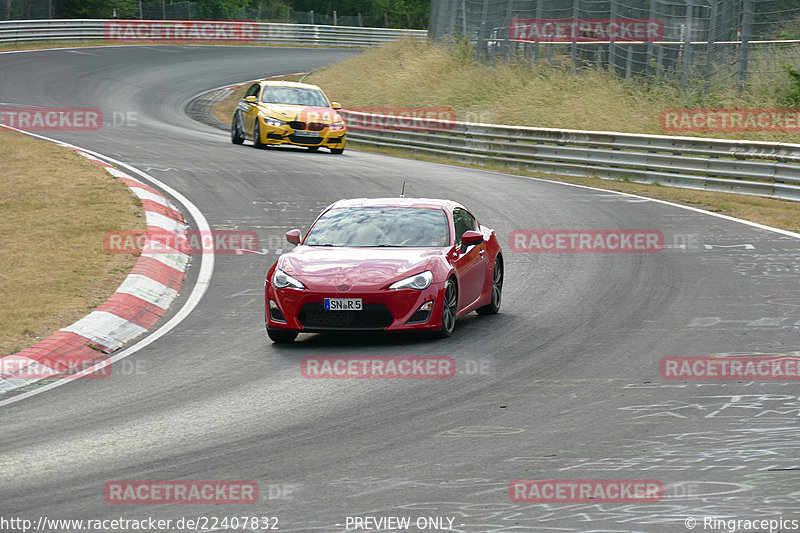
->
(0, 135, 189, 392)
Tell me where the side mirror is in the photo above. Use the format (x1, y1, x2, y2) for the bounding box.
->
(460, 230, 483, 251)
(244, 95, 257, 103)
(330, 102, 342, 109)
(285, 229, 301, 245)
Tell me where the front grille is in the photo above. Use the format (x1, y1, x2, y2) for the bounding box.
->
(299, 303, 393, 330)
(287, 121, 305, 129)
(289, 135, 323, 145)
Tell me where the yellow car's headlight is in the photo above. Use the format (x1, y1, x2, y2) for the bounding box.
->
(264, 117, 286, 127)
(328, 121, 346, 131)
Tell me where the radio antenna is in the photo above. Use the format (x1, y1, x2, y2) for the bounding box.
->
(400, 181, 406, 198)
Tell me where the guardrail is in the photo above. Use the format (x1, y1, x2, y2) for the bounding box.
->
(339, 110, 800, 202)
(0, 19, 426, 47)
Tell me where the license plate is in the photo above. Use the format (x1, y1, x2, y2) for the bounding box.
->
(324, 298, 362, 311)
(294, 130, 316, 137)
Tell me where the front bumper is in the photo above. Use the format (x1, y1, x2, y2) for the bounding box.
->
(265, 283, 444, 333)
(257, 118, 345, 149)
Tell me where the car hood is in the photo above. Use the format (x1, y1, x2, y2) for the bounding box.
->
(258, 104, 341, 124)
(278, 246, 440, 290)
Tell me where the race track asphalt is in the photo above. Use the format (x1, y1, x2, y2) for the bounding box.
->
(1, 45, 799, 532)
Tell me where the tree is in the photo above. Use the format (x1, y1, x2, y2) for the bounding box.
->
(57, 0, 113, 18)
(196, 0, 249, 19)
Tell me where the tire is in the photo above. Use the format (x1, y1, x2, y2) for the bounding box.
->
(253, 122, 266, 148)
(477, 256, 503, 315)
(307, 146, 319, 152)
(267, 328, 298, 343)
(330, 136, 345, 154)
(231, 113, 244, 145)
(437, 277, 458, 338)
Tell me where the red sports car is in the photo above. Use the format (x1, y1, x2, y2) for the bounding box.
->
(264, 197, 503, 343)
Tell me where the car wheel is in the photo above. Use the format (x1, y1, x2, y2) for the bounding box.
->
(253, 122, 266, 148)
(437, 277, 458, 338)
(477, 256, 503, 315)
(307, 146, 319, 152)
(231, 113, 244, 145)
(267, 328, 298, 343)
(330, 147, 344, 155)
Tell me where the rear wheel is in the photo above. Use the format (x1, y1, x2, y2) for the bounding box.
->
(231, 113, 244, 145)
(437, 278, 458, 338)
(253, 122, 266, 148)
(477, 256, 503, 315)
(267, 328, 298, 343)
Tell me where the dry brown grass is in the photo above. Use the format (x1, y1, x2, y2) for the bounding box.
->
(0, 129, 144, 355)
(307, 38, 800, 144)
(0, 40, 109, 52)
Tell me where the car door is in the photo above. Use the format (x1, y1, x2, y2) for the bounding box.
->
(450, 207, 488, 310)
(241, 83, 261, 135)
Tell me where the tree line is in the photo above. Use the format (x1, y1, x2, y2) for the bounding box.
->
(53, 0, 430, 28)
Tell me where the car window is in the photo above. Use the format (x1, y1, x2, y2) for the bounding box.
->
(245, 83, 260, 98)
(453, 208, 477, 244)
(260, 86, 329, 107)
(304, 207, 450, 247)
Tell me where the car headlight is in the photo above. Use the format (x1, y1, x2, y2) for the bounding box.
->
(388, 271, 433, 290)
(272, 269, 305, 289)
(328, 121, 346, 131)
(264, 117, 286, 127)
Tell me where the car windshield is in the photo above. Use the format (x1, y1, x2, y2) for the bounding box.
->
(260, 86, 329, 107)
(304, 207, 450, 247)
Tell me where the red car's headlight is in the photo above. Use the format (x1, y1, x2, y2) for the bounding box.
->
(272, 269, 305, 289)
(388, 271, 433, 290)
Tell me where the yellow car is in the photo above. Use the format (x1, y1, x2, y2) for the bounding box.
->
(231, 80, 346, 154)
